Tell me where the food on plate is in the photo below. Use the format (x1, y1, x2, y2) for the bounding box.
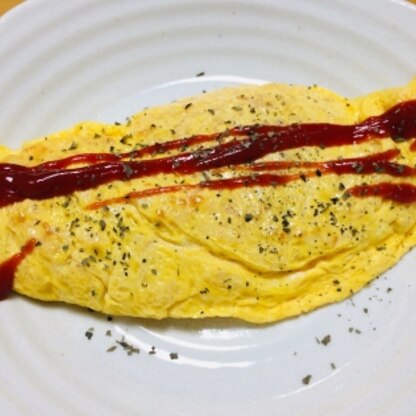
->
(0, 78, 416, 323)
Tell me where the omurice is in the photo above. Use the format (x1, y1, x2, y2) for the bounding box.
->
(0, 78, 416, 323)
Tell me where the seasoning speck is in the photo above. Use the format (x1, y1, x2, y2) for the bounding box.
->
(302, 374, 312, 385)
(85, 328, 94, 340)
(116, 336, 140, 355)
(244, 213, 254, 222)
(321, 334, 331, 346)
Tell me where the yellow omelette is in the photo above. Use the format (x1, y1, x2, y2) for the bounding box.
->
(0, 78, 416, 323)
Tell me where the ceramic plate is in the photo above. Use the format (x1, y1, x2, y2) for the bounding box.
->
(0, 1, 416, 415)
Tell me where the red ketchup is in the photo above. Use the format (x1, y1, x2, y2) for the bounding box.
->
(0, 99, 414, 208)
(349, 183, 416, 204)
(0, 239, 37, 300)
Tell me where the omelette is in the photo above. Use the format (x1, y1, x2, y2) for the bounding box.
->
(0, 78, 416, 323)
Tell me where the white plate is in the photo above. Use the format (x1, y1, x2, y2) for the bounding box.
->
(1, 1, 416, 415)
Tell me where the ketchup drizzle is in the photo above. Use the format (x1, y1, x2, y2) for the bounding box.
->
(0, 99, 415, 208)
(87, 149, 408, 209)
(0, 239, 37, 300)
(349, 183, 416, 204)
(37, 132, 222, 170)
